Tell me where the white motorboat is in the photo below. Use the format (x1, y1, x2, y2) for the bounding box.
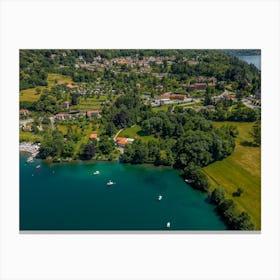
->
(166, 222, 171, 228)
(107, 180, 114, 186)
(158, 195, 163, 201)
(93, 170, 100, 175)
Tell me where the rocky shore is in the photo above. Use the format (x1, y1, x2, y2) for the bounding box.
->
(19, 142, 40, 157)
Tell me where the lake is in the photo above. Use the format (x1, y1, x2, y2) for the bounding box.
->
(237, 55, 261, 70)
(20, 154, 227, 231)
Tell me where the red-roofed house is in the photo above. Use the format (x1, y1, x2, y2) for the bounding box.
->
(159, 92, 171, 99)
(66, 84, 78, 89)
(89, 133, 99, 141)
(116, 137, 128, 147)
(170, 94, 187, 101)
(115, 137, 134, 148)
(86, 110, 101, 118)
(20, 109, 29, 116)
(55, 113, 71, 120)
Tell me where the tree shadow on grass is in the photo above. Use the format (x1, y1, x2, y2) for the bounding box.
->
(137, 130, 149, 137)
(240, 141, 259, 147)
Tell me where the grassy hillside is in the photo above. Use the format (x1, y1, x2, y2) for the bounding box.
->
(118, 125, 157, 142)
(203, 121, 261, 229)
(20, 74, 73, 102)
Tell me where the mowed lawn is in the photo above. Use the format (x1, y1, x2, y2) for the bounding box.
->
(203, 121, 261, 229)
(118, 125, 157, 142)
(20, 74, 73, 102)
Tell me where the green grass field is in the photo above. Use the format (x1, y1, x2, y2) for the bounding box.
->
(203, 121, 261, 229)
(118, 125, 157, 142)
(56, 124, 68, 135)
(19, 131, 43, 142)
(20, 74, 73, 102)
(151, 105, 170, 112)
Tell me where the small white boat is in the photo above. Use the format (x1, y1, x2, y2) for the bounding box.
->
(93, 170, 100, 175)
(107, 180, 114, 186)
(166, 222, 171, 228)
(185, 179, 192, 183)
(158, 195, 163, 201)
(36, 165, 41, 169)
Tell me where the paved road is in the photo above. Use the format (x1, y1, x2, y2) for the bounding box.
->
(114, 129, 124, 140)
(49, 117, 55, 131)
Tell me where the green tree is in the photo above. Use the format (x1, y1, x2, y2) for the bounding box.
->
(232, 187, 244, 197)
(183, 163, 210, 192)
(250, 121, 261, 146)
(35, 88, 41, 95)
(234, 212, 255, 230)
(62, 141, 75, 158)
(80, 143, 95, 160)
(105, 122, 116, 137)
(211, 186, 226, 205)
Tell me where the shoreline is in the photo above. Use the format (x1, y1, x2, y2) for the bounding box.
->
(19, 142, 40, 157)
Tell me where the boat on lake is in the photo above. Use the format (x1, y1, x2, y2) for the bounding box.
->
(166, 222, 171, 228)
(185, 179, 193, 183)
(158, 195, 162, 201)
(36, 165, 41, 169)
(93, 170, 100, 175)
(107, 180, 114, 186)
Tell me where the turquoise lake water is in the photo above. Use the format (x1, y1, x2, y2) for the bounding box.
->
(20, 154, 227, 231)
(237, 55, 261, 70)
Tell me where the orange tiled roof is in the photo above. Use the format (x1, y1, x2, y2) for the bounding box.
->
(159, 93, 170, 99)
(66, 84, 78, 89)
(90, 134, 98, 139)
(116, 137, 128, 145)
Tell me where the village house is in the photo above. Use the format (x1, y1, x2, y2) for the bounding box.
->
(61, 101, 70, 109)
(141, 92, 152, 100)
(86, 110, 101, 118)
(20, 109, 29, 116)
(170, 94, 187, 101)
(213, 92, 237, 104)
(66, 84, 78, 89)
(55, 113, 72, 121)
(204, 105, 216, 111)
(115, 137, 134, 148)
(155, 85, 164, 90)
(158, 92, 171, 99)
(188, 83, 208, 92)
(89, 133, 99, 141)
(196, 76, 207, 83)
(22, 125, 33, 132)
